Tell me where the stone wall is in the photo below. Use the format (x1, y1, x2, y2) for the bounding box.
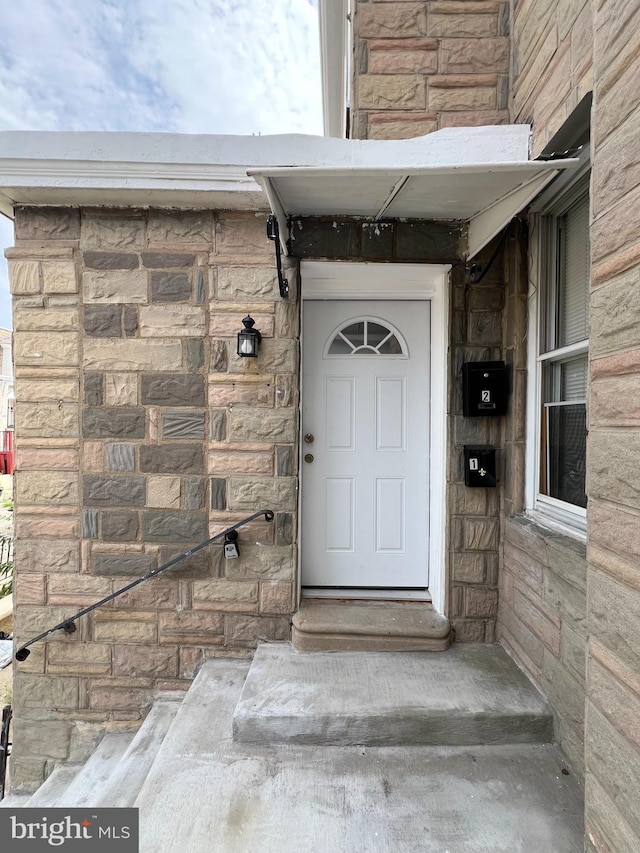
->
(351, 0, 510, 139)
(511, 0, 593, 155)
(584, 2, 640, 849)
(7, 207, 299, 790)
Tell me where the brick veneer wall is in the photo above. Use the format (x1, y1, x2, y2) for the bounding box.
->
(511, 0, 593, 155)
(584, 2, 640, 849)
(351, 0, 510, 140)
(7, 207, 299, 790)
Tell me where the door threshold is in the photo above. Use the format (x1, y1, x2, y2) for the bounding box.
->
(302, 587, 432, 602)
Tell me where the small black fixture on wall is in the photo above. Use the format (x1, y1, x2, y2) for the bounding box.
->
(266, 214, 289, 299)
(464, 446, 497, 488)
(462, 360, 507, 417)
(237, 316, 261, 358)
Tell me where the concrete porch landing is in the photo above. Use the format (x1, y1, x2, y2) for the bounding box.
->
(291, 599, 451, 652)
(233, 643, 553, 746)
(136, 658, 583, 853)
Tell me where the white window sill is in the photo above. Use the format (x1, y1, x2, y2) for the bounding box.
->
(524, 507, 587, 543)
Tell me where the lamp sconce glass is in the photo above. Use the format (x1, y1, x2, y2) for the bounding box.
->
(237, 315, 261, 358)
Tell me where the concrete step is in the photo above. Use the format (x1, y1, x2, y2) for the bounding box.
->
(292, 600, 451, 652)
(94, 693, 184, 808)
(135, 659, 582, 853)
(27, 763, 85, 807)
(57, 731, 135, 808)
(233, 643, 553, 746)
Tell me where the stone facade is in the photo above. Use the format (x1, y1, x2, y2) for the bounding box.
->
(8, 208, 298, 789)
(351, 0, 510, 139)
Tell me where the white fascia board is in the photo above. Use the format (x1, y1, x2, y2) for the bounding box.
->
(318, 0, 348, 138)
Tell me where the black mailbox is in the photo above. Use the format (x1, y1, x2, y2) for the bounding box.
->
(462, 360, 507, 417)
(464, 446, 497, 488)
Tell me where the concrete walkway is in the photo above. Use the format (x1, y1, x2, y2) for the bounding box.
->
(136, 656, 584, 853)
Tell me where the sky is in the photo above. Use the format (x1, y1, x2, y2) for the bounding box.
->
(0, 0, 323, 329)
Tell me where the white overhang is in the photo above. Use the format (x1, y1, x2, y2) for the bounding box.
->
(249, 126, 579, 258)
(0, 127, 578, 259)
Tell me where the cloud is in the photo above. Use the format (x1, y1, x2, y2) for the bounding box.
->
(0, 0, 323, 327)
(0, 0, 323, 134)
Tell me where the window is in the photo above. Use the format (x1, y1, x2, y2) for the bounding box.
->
(534, 178, 590, 520)
(325, 318, 406, 357)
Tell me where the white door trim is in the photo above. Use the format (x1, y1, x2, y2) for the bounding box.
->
(300, 261, 450, 616)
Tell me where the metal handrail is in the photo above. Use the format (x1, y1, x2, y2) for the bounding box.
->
(14, 509, 274, 662)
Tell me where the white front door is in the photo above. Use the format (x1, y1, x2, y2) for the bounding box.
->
(301, 300, 430, 592)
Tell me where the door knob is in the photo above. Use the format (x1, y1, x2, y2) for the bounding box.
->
(304, 433, 314, 444)
(304, 453, 314, 463)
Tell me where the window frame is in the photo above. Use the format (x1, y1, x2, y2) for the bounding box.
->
(525, 157, 590, 536)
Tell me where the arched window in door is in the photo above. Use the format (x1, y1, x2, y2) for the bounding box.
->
(325, 318, 407, 357)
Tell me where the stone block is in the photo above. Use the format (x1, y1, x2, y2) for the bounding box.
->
(159, 610, 223, 644)
(80, 217, 145, 250)
(14, 573, 46, 605)
(276, 375, 296, 408)
(195, 268, 206, 303)
(147, 476, 181, 508)
(193, 579, 259, 610)
(358, 74, 426, 110)
(368, 115, 439, 139)
(585, 776, 640, 853)
(210, 478, 227, 510)
(228, 477, 296, 511)
(513, 587, 561, 656)
(8, 260, 41, 294)
(259, 581, 293, 615)
(14, 331, 79, 366)
(590, 430, 640, 509)
(590, 500, 640, 570)
(105, 373, 138, 406)
(147, 211, 212, 244)
(141, 252, 195, 268)
(84, 372, 104, 405)
(16, 207, 80, 240)
(139, 305, 206, 338)
(84, 304, 123, 337)
(141, 374, 205, 406)
(276, 446, 295, 477)
(464, 587, 498, 618)
(83, 475, 146, 507)
(429, 83, 497, 111)
(453, 552, 486, 583)
(47, 573, 112, 605)
(183, 477, 205, 510)
(42, 261, 77, 294)
(589, 567, 640, 673)
(429, 12, 498, 38)
(106, 442, 135, 472)
(544, 568, 586, 624)
(16, 539, 79, 573)
(209, 340, 228, 372)
(439, 37, 509, 73)
(16, 403, 79, 438)
(18, 471, 79, 505)
(16, 447, 78, 471)
(216, 267, 278, 301)
(83, 251, 139, 270)
(141, 510, 208, 542)
(12, 719, 72, 760)
(113, 645, 178, 678)
(463, 518, 498, 550)
(14, 674, 79, 709)
(586, 704, 640, 839)
(16, 377, 80, 403)
(228, 408, 295, 443)
(162, 410, 206, 439)
(47, 642, 112, 676)
(150, 271, 191, 302)
(14, 306, 78, 331)
(100, 509, 140, 541)
(368, 46, 438, 75)
(357, 2, 427, 38)
(208, 450, 273, 476)
(210, 410, 227, 441)
(82, 407, 145, 439)
(209, 378, 274, 408)
(591, 270, 640, 357)
(545, 534, 586, 592)
(588, 655, 640, 753)
(214, 214, 271, 257)
(276, 513, 294, 546)
(140, 444, 203, 475)
(92, 611, 157, 644)
(17, 514, 79, 539)
(92, 552, 157, 576)
(224, 614, 289, 644)
(159, 546, 212, 579)
(185, 338, 205, 372)
(114, 579, 179, 610)
(84, 339, 183, 371)
(591, 374, 640, 428)
(83, 270, 148, 303)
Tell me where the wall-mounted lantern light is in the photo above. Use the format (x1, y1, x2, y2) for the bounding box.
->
(237, 315, 262, 358)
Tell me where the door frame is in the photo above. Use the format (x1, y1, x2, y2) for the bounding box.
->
(299, 261, 451, 615)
